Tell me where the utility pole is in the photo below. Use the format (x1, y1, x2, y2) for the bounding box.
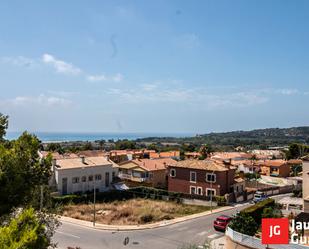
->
(40, 185, 43, 211)
(210, 170, 214, 213)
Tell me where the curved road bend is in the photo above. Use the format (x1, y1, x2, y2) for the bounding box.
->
(53, 194, 289, 249)
(53, 204, 249, 249)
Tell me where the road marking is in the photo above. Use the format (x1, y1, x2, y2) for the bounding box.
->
(208, 233, 220, 239)
(176, 227, 187, 231)
(56, 231, 80, 239)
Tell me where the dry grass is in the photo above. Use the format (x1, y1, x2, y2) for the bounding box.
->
(62, 198, 211, 225)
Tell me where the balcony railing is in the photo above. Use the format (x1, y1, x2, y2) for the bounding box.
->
(118, 173, 149, 182)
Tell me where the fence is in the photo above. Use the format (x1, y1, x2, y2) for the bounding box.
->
(245, 180, 294, 195)
(226, 227, 309, 249)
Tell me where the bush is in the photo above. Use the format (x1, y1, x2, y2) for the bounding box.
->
(214, 196, 226, 206)
(242, 198, 275, 224)
(229, 212, 259, 236)
(140, 214, 154, 223)
(262, 207, 282, 219)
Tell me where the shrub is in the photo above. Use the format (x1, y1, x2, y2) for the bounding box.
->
(229, 212, 259, 236)
(242, 198, 275, 224)
(140, 214, 154, 223)
(214, 196, 226, 206)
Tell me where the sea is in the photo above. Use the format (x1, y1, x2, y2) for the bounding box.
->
(5, 131, 193, 143)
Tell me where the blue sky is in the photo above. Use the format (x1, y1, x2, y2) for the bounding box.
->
(0, 0, 309, 133)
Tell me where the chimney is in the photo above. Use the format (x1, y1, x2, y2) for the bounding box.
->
(80, 156, 86, 164)
(223, 159, 231, 169)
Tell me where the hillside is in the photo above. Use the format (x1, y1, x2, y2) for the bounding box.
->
(136, 126, 309, 149)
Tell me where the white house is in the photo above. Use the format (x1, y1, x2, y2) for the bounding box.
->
(51, 156, 119, 195)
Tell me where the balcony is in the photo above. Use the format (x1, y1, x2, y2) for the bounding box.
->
(118, 173, 149, 182)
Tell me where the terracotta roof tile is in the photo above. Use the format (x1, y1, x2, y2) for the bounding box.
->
(168, 159, 229, 171)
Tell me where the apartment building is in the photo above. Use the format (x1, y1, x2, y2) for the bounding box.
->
(51, 156, 119, 195)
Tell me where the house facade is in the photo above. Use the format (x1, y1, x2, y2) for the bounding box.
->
(118, 158, 177, 188)
(257, 160, 291, 177)
(167, 159, 242, 198)
(51, 156, 119, 195)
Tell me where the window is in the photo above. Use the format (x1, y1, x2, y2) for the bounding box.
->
(95, 174, 102, 181)
(149, 172, 153, 179)
(112, 172, 116, 179)
(105, 172, 110, 187)
(190, 171, 196, 182)
(170, 169, 176, 177)
(190, 186, 196, 195)
(88, 175, 93, 181)
(206, 188, 216, 197)
(81, 176, 86, 182)
(206, 173, 216, 183)
(72, 177, 79, 184)
(197, 187, 203, 195)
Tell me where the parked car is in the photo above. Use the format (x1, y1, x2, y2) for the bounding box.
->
(253, 191, 267, 203)
(213, 215, 232, 231)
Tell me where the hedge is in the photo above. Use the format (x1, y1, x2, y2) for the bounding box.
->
(52, 186, 226, 206)
(241, 198, 275, 223)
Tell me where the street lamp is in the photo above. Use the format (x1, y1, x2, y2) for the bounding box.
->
(93, 177, 96, 227)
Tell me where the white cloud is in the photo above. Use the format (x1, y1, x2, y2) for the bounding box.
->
(2, 94, 72, 107)
(42, 53, 82, 75)
(86, 73, 123, 82)
(111, 73, 123, 82)
(106, 84, 268, 108)
(87, 74, 107, 82)
(141, 83, 157, 91)
(1, 56, 36, 67)
(276, 89, 299, 95)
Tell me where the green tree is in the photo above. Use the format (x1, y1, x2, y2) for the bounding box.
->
(46, 143, 64, 154)
(199, 144, 212, 159)
(229, 212, 259, 236)
(0, 208, 57, 249)
(0, 132, 52, 215)
(0, 113, 9, 141)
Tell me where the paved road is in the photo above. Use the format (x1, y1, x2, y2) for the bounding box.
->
(53, 194, 290, 249)
(53, 204, 248, 249)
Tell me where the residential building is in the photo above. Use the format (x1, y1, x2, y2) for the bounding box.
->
(257, 160, 291, 177)
(149, 151, 180, 160)
(211, 152, 252, 162)
(108, 149, 156, 163)
(167, 159, 242, 198)
(118, 158, 177, 188)
(249, 149, 284, 160)
(184, 152, 201, 160)
(51, 156, 119, 195)
(235, 160, 259, 175)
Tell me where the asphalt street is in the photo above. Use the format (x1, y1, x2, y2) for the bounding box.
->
(53, 204, 248, 249)
(53, 194, 290, 249)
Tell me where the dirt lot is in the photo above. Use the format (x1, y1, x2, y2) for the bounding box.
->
(62, 198, 212, 225)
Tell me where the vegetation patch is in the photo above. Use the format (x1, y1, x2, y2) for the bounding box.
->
(62, 198, 212, 225)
